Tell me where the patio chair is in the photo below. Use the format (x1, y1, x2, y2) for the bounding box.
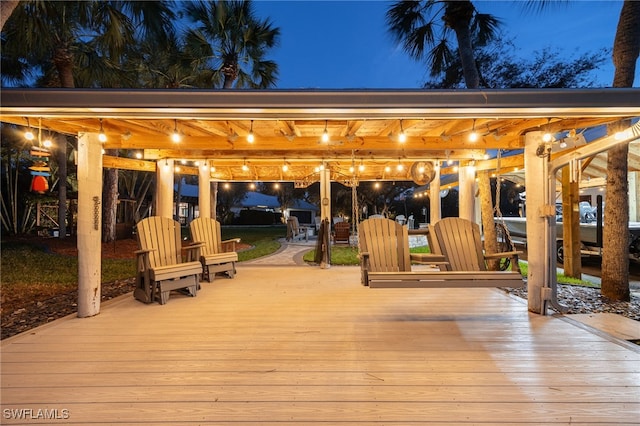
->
(189, 217, 240, 282)
(432, 217, 522, 274)
(134, 216, 203, 305)
(333, 221, 351, 245)
(286, 216, 308, 241)
(358, 218, 447, 286)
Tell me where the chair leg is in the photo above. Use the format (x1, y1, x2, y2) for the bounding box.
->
(159, 290, 170, 305)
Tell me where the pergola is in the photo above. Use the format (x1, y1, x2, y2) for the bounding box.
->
(1, 88, 639, 317)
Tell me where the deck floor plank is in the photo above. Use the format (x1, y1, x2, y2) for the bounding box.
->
(2, 266, 639, 425)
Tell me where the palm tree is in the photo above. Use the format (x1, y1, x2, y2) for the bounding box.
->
(601, 0, 640, 301)
(386, 0, 500, 89)
(2, 0, 175, 241)
(182, 0, 280, 220)
(183, 0, 280, 89)
(386, 0, 501, 266)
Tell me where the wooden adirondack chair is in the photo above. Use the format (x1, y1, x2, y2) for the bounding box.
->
(432, 217, 522, 274)
(358, 218, 446, 286)
(134, 217, 203, 305)
(333, 221, 351, 245)
(189, 217, 240, 282)
(286, 216, 308, 241)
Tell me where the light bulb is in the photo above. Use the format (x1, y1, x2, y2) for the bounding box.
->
(282, 164, 288, 172)
(542, 132, 552, 142)
(135, 152, 143, 159)
(25, 130, 35, 141)
(98, 119, 107, 142)
(171, 131, 181, 143)
(247, 120, 255, 143)
(42, 138, 53, 148)
(398, 131, 406, 143)
(468, 131, 478, 142)
(242, 163, 249, 172)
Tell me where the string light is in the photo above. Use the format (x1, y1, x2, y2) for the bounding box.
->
(542, 118, 553, 142)
(98, 119, 107, 143)
(321, 120, 329, 143)
(171, 119, 181, 143)
(398, 120, 406, 143)
(468, 119, 478, 142)
(247, 120, 255, 143)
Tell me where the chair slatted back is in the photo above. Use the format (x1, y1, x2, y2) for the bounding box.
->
(334, 221, 351, 243)
(136, 217, 182, 269)
(432, 217, 486, 271)
(190, 217, 222, 256)
(358, 218, 410, 272)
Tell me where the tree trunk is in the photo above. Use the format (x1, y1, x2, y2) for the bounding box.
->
(601, 0, 639, 301)
(53, 53, 74, 239)
(445, 1, 479, 89)
(601, 141, 630, 301)
(102, 150, 118, 243)
(56, 140, 67, 239)
(210, 181, 218, 220)
(478, 171, 498, 270)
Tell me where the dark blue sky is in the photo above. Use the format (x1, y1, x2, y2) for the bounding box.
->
(253, 0, 633, 89)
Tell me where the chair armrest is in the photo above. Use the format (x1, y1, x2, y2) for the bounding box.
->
(484, 251, 522, 274)
(184, 243, 203, 262)
(221, 238, 241, 252)
(410, 253, 448, 265)
(134, 248, 154, 255)
(484, 250, 522, 259)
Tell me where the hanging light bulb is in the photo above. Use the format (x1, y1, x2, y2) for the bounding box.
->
(210, 165, 216, 173)
(135, 151, 143, 159)
(282, 161, 289, 172)
(171, 119, 181, 143)
(358, 160, 365, 172)
(247, 120, 255, 143)
(242, 160, 249, 172)
(321, 120, 329, 143)
(42, 133, 53, 148)
(98, 119, 107, 143)
(468, 119, 478, 142)
(396, 159, 404, 171)
(398, 120, 406, 143)
(24, 118, 34, 141)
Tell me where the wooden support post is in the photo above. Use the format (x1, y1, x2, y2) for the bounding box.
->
(320, 166, 331, 223)
(524, 131, 548, 314)
(459, 163, 476, 222)
(77, 133, 103, 318)
(156, 159, 174, 219)
(562, 166, 582, 278)
(429, 163, 441, 223)
(198, 160, 211, 219)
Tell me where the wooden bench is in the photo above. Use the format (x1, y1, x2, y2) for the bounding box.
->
(189, 217, 240, 282)
(134, 216, 203, 305)
(358, 217, 524, 289)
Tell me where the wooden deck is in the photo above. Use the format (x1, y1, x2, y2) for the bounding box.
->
(2, 265, 639, 425)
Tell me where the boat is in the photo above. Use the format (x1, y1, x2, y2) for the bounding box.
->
(497, 216, 640, 262)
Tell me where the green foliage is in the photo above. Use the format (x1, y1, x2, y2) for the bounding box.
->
(1, 242, 135, 292)
(221, 226, 285, 261)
